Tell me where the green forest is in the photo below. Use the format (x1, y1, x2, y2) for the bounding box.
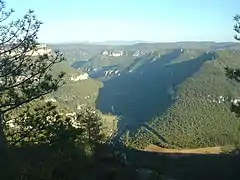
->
(125, 50, 240, 149)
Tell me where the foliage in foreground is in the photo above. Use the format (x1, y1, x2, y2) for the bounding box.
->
(2, 101, 139, 179)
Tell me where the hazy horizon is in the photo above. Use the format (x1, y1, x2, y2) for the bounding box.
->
(7, 0, 239, 43)
(45, 40, 237, 45)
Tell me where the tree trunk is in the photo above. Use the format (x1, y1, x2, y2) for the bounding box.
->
(0, 113, 9, 179)
(0, 114, 7, 148)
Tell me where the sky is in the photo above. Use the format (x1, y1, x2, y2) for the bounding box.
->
(5, 0, 240, 43)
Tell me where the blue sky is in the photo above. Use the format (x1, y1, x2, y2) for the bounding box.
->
(6, 0, 240, 43)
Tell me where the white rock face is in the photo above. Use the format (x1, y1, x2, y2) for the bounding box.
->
(103, 50, 123, 57)
(70, 73, 89, 81)
(15, 75, 39, 83)
(104, 71, 109, 76)
(45, 98, 57, 103)
(77, 104, 85, 110)
(16, 75, 27, 83)
(66, 112, 77, 117)
(102, 50, 109, 55)
(84, 96, 90, 99)
(6, 120, 15, 128)
(4, 44, 52, 57)
(232, 99, 240, 106)
(133, 50, 140, 56)
(209, 95, 227, 104)
(110, 51, 123, 57)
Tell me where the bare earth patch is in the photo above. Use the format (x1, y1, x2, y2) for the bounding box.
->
(144, 144, 225, 154)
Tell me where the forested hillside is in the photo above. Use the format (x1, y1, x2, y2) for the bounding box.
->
(124, 50, 240, 149)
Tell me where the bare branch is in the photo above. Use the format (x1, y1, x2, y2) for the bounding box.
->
(0, 19, 37, 56)
(233, 15, 240, 41)
(2, 90, 50, 113)
(0, 6, 65, 118)
(0, 54, 62, 92)
(0, 40, 34, 77)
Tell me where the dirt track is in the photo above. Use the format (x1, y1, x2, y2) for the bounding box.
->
(144, 144, 224, 154)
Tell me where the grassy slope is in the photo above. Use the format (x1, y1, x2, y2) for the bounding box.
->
(47, 61, 118, 136)
(81, 54, 138, 71)
(48, 61, 103, 109)
(53, 77, 103, 110)
(127, 50, 240, 149)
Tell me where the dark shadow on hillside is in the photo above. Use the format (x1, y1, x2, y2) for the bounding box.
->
(96, 49, 216, 133)
(141, 124, 168, 144)
(123, 147, 240, 180)
(2, 143, 140, 180)
(71, 60, 87, 69)
(122, 49, 182, 74)
(89, 65, 118, 80)
(2, 144, 90, 179)
(4, 139, 240, 180)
